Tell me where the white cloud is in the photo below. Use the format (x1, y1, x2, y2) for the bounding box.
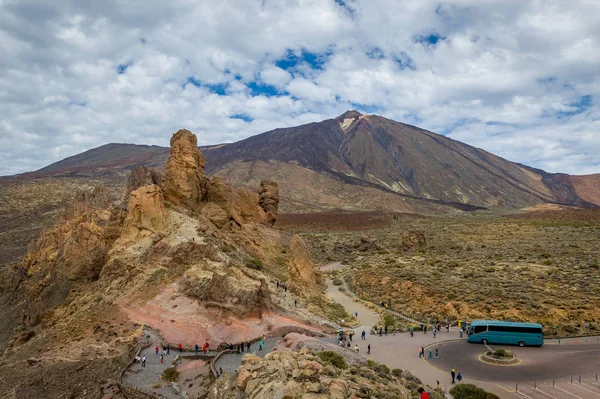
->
(0, 0, 599, 175)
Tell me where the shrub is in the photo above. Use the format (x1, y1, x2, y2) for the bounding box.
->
(493, 348, 512, 358)
(317, 351, 347, 369)
(161, 367, 180, 382)
(245, 258, 263, 270)
(333, 278, 343, 286)
(449, 384, 499, 399)
(391, 368, 403, 378)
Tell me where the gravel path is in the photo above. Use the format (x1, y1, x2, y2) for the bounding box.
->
(123, 344, 217, 398)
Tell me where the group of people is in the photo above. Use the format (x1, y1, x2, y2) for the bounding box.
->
(418, 346, 439, 359)
(235, 337, 266, 354)
(337, 330, 371, 355)
(194, 341, 210, 354)
(276, 280, 289, 294)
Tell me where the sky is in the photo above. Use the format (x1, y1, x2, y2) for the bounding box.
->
(1, 0, 599, 176)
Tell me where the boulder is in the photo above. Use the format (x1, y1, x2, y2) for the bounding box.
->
(200, 202, 229, 229)
(401, 231, 426, 251)
(121, 185, 170, 240)
(163, 129, 209, 212)
(233, 188, 266, 222)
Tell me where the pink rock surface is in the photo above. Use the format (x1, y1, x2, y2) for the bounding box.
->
(119, 283, 318, 346)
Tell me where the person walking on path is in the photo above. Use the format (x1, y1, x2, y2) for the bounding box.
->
(294, 299, 297, 307)
(247, 341, 251, 352)
(456, 372, 462, 384)
(367, 344, 371, 355)
(349, 333, 353, 343)
(379, 327, 383, 336)
(451, 368, 456, 384)
(178, 343, 183, 352)
(160, 354, 164, 364)
(419, 388, 430, 399)
(361, 330, 366, 340)
(446, 324, 450, 333)
(195, 344, 199, 354)
(354, 344, 359, 353)
(435, 348, 439, 359)
(433, 329, 436, 338)
(142, 355, 146, 367)
(424, 325, 427, 334)
(155, 345, 159, 355)
(409, 325, 413, 337)
(384, 325, 388, 335)
(167, 344, 170, 354)
(428, 349, 433, 359)
(259, 339, 264, 351)
(419, 346, 424, 358)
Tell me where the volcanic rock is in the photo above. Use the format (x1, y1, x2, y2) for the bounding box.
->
(125, 166, 163, 199)
(121, 184, 170, 240)
(259, 180, 279, 226)
(401, 230, 426, 251)
(288, 235, 322, 294)
(163, 129, 209, 212)
(233, 188, 267, 222)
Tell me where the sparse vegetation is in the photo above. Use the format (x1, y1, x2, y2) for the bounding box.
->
(245, 257, 263, 270)
(161, 367, 180, 382)
(449, 383, 500, 399)
(317, 351, 347, 369)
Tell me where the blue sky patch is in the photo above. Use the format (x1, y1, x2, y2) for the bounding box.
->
(558, 95, 592, 118)
(393, 52, 416, 70)
(117, 61, 132, 74)
(275, 49, 330, 73)
(231, 113, 253, 122)
(183, 77, 227, 95)
(415, 33, 446, 46)
(247, 81, 279, 97)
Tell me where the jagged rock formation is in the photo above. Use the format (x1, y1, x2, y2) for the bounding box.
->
(62, 184, 110, 219)
(179, 269, 272, 317)
(121, 184, 169, 240)
(209, 345, 419, 399)
(259, 180, 279, 226)
(288, 235, 322, 294)
(163, 129, 209, 211)
(125, 165, 162, 199)
(401, 230, 426, 251)
(233, 188, 267, 222)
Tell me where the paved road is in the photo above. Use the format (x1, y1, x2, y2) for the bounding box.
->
(321, 261, 600, 399)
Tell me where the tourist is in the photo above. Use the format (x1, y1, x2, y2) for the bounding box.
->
(195, 344, 199, 354)
(433, 329, 436, 338)
(451, 368, 456, 384)
(237, 344, 241, 354)
(277, 281, 280, 289)
(446, 324, 450, 333)
(457, 372, 462, 384)
(259, 339, 264, 351)
(247, 341, 251, 352)
(379, 327, 383, 336)
(409, 325, 413, 337)
(219, 367, 223, 376)
(142, 355, 146, 367)
(294, 299, 297, 307)
(393, 327, 396, 336)
(384, 325, 388, 335)
(367, 344, 371, 355)
(160, 354, 164, 364)
(354, 344, 359, 353)
(349, 333, 353, 342)
(361, 330, 366, 340)
(424, 325, 427, 334)
(435, 348, 439, 359)
(178, 343, 183, 352)
(167, 344, 170, 354)
(155, 345, 159, 355)
(428, 349, 433, 359)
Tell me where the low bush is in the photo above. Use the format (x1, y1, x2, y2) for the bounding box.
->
(391, 368, 403, 378)
(449, 383, 500, 399)
(317, 351, 347, 369)
(333, 278, 343, 286)
(493, 348, 513, 358)
(161, 367, 180, 382)
(245, 258, 263, 270)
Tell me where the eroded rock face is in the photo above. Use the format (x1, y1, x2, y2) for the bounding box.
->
(163, 129, 209, 211)
(401, 230, 426, 251)
(233, 188, 266, 222)
(259, 180, 279, 226)
(180, 270, 272, 317)
(125, 166, 163, 199)
(63, 185, 110, 219)
(121, 185, 170, 240)
(288, 235, 322, 294)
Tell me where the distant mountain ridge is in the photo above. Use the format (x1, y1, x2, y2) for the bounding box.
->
(17, 111, 600, 210)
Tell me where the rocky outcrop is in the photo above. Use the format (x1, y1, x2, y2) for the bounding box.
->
(288, 235, 322, 294)
(125, 166, 163, 199)
(163, 129, 209, 212)
(121, 184, 169, 240)
(209, 345, 415, 399)
(233, 188, 267, 222)
(401, 230, 426, 251)
(63, 185, 110, 219)
(202, 177, 244, 228)
(180, 269, 272, 317)
(259, 180, 279, 226)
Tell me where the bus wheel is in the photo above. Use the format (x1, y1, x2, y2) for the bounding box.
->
(518, 341, 525, 347)
(482, 339, 488, 345)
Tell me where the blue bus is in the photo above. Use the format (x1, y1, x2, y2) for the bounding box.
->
(467, 320, 543, 347)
